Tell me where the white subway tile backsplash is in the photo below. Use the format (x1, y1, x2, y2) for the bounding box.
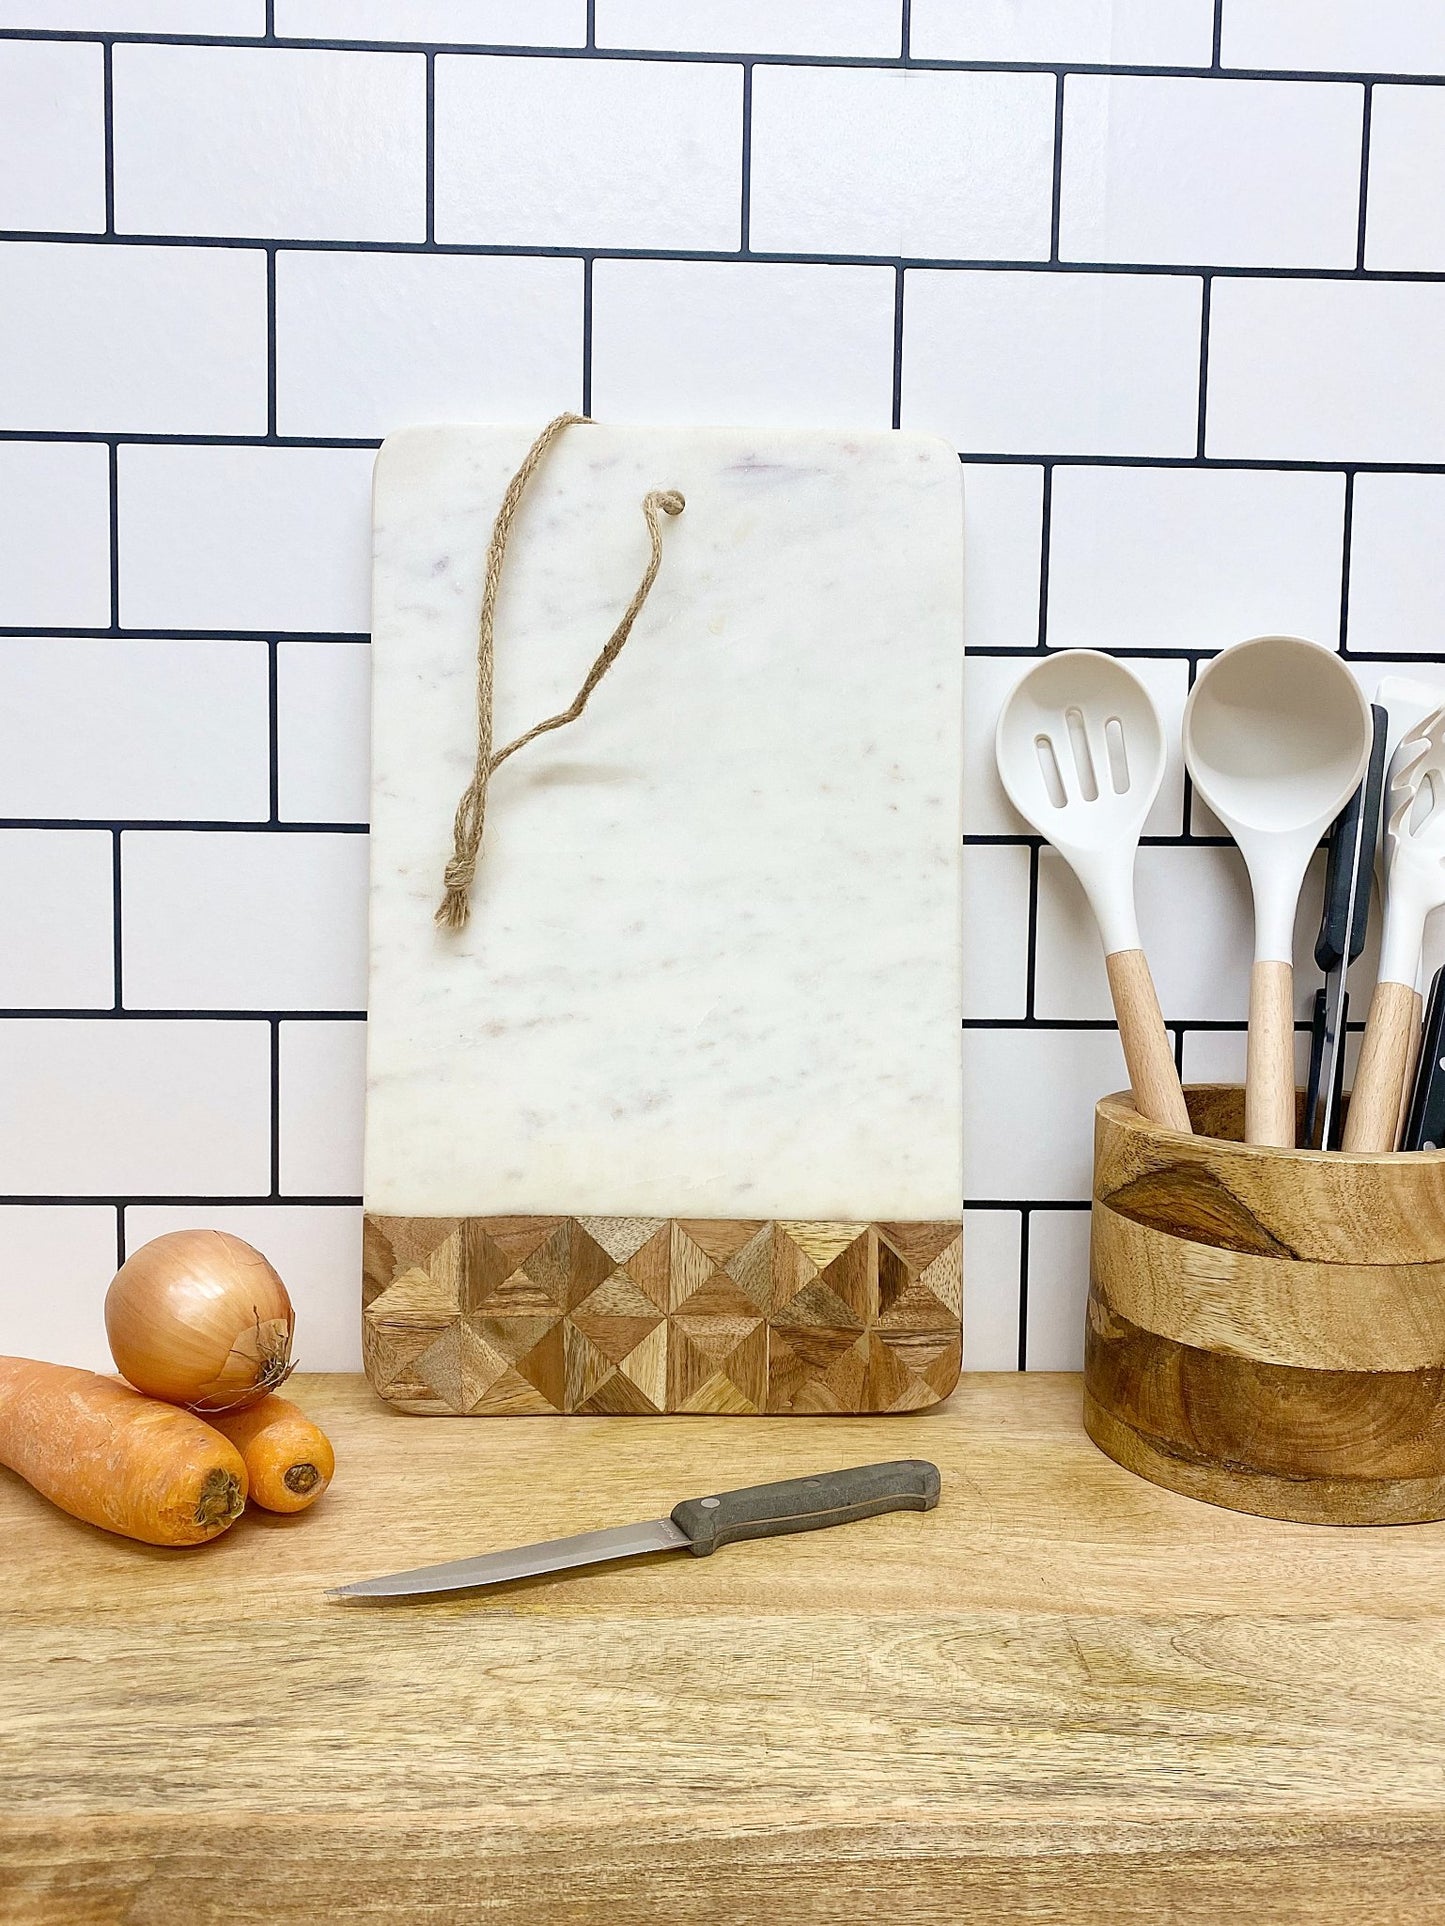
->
(276, 643, 371, 824)
(599, 1, 899, 54)
(1206, 280, 1445, 462)
(275, 1, 585, 43)
(125, 1204, 362, 1370)
(911, 0, 1216, 66)
(112, 45, 427, 242)
(962, 1210, 1022, 1370)
(121, 831, 368, 1012)
(0, 831, 113, 1010)
(0, 243, 267, 436)
(0, 640, 269, 823)
(0, 1019, 271, 1196)
(964, 1027, 1128, 1203)
(1365, 87, 1445, 271)
(962, 844, 1032, 1020)
(1221, 1, 1445, 77)
(1060, 76, 1362, 269)
(274, 252, 583, 440)
(1023, 1210, 1091, 1371)
(590, 260, 895, 430)
(0, 1206, 118, 1370)
(1046, 467, 1346, 652)
(750, 67, 1055, 261)
(1348, 476, 1445, 656)
(0, 3, 263, 25)
(960, 465, 1044, 653)
(117, 446, 374, 634)
(433, 55, 742, 250)
(0, 443, 111, 631)
(277, 1019, 366, 1196)
(902, 270, 1203, 457)
(0, 40, 104, 235)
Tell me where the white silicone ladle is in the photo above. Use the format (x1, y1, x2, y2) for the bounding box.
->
(1183, 636, 1371, 1148)
(1342, 706, 1445, 1152)
(996, 651, 1190, 1134)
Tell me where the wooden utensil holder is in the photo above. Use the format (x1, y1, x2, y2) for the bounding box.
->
(1084, 1085, 1445, 1525)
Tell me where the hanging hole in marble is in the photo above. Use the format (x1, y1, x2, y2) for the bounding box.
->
(1066, 707, 1098, 802)
(1104, 715, 1130, 794)
(1035, 733, 1067, 809)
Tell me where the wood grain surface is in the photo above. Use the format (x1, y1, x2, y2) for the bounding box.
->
(6, 1375, 1445, 1923)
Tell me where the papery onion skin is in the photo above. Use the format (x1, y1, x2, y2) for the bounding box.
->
(106, 1230, 295, 1413)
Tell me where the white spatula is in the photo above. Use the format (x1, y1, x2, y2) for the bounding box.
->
(996, 651, 1190, 1134)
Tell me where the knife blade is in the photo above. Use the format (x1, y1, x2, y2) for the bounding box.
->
(1305, 702, 1388, 1149)
(327, 1459, 941, 1600)
(1402, 966, 1445, 1151)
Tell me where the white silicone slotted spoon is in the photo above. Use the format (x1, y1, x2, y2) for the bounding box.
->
(1343, 707, 1445, 1152)
(996, 652, 1190, 1134)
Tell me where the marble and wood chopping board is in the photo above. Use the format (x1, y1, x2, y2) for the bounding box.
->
(362, 421, 965, 1415)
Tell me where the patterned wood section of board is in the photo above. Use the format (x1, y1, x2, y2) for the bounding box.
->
(362, 1216, 962, 1415)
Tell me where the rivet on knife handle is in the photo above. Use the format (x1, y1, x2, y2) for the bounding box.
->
(669, 1460, 941, 1557)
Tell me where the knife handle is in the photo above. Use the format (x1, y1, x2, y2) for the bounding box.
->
(1403, 967, 1445, 1151)
(671, 1460, 940, 1557)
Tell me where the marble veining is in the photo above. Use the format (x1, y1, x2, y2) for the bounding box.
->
(366, 422, 964, 1219)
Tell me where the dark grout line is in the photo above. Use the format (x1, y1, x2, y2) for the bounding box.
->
(425, 51, 436, 246)
(1196, 274, 1212, 459)
(900, 0, 911, 62)
(586, 0, 596, 52)
(739, 62, 753, 255)
(265, 247, 278, 438)
(0, 1195, 364, 1207)
(110, 829, 123, 1012)
(1338, 470, 1357, 652)
(106, 440, 120, 628)
(890, 266, 905, 429)
(1016, 1210, 1030, 1371)
(1049, 71, 1065, 262)
(1356, 81, 1374, 271)
(1034, 464, 1053, 649)
(1211, 0, 1223, 70)
(0, 1009, 366, 1022)
(1024, 843, 1040, 1020)
(115, 1203, 126, 1268)
(267, 639, 280, 822)
(581, 255, 593, 415)
(101, 40, 115, 236)
(269, 1017, 282, 1198)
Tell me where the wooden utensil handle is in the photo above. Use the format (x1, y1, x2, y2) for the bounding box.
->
(1245, 959, 1297, 1148)
(1105, 949, 1191, 1134)
(1342, 980, 1424, 1153)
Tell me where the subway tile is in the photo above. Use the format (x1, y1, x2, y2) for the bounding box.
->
(964, 1027, 1127, 1203)
(121, 831, 368, 1012)
(1366, 87, 1445, 272)
(0, 40, 104, 234)
(117, 445, 374, 633)
(902, 271, 1202, 458)
(275, 0, 585, 42)
(597, 0, 901, 55)
(0, 831, 113, 1010)
(1348, 476, 1445, 655)
(277, 1019, 365, 1196)
(961, 1209, 1022, 1371)
(0, 1206, 119, 1371)
(126, 1204, 362, 1370)
(0, 2, 263, 23)
(590, 260, 895, 430)
(0, 639, 269, 823)
(1221, 0, 1445, 76)
(1023, 1210, 1091, 1371)
(911, 0, 1215, 65)
(274, 252, 582, 440)
(276, 642, 371, 824)
(0, 1019, 271, 1196)
(433, 55, 742, 250)
(749, 66, 1055, 260)
(961, 465, 1044, 652)
(1046, 467, 1346, 652)
(1179, 1024, 1323, 1092)
(0, 243, 267, 435)
(1060, 76, 1362, 269)
(0, 443, 111, 631)
(962, 844, 1032, 1021)
(112, 45, 426, 242)
(1206, 280, 1445, 463)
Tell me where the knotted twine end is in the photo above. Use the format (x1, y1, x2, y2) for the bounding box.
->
(434, 415, 685, 933)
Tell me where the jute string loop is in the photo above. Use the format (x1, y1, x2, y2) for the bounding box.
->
(436, 412, 685, 932)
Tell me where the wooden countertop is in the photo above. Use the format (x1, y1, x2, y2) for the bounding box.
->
(5, 1373, 1445, 1923)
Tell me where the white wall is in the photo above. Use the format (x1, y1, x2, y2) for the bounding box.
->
(2, 0, 1443, 1373)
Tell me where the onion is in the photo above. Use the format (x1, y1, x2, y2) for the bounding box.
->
(106, 1230, 296, 1414)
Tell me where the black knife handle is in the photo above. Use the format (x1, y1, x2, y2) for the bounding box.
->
(1403, 968, 1445, 1151)
(671, 1460, 940, 1557)
(1315, 704, 1388, 971)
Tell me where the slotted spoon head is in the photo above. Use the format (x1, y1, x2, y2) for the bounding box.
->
(1380, 706, 1445, 985)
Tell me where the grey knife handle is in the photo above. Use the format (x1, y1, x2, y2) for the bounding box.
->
(670, 1459, 940, 1556)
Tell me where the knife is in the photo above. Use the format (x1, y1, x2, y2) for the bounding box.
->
(1402, 967, 1445, 1151)
(327, 1460, 941, 1600)
(1305, 702, 1388, 1149)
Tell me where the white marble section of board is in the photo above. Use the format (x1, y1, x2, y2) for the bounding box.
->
(366, 421, 964, 1219)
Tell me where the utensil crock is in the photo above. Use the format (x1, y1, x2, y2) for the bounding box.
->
(1085, 1084, 1445, 1524)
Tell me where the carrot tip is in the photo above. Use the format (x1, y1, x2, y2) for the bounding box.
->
(194, 1469, 245, 1531)
(283, 1462, 321, 1496)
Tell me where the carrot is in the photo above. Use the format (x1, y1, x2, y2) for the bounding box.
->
(206, 1394, 334, 1513)
(0, 1357, 247, 1547)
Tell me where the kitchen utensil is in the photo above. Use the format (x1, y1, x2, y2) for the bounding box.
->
(1344, 708, 1445, 1152)
(1401, 968, 1445, 1152)
(328, 1460, 941, 1599)
(364, 423, 965, 1415)
(1183, 636, 1371, 1147)
(995, 650, 1189, 1133)
(1304, 704, 1388, 1148)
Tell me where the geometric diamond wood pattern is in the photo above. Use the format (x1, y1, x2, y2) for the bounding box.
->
(363, 1216, 962, 1414)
